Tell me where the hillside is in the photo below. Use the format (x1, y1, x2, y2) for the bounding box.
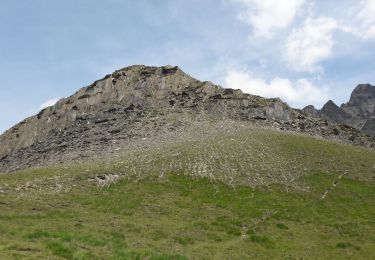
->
(0, 65, 374, 259)
(0, 125, 374, 259)
(0, 65, 374, 173)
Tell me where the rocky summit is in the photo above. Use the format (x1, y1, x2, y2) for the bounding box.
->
(304, 84, 375, 136)
(0, 65, 374, 173)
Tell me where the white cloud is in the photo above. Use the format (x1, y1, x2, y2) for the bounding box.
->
(233, 0, 305, 38)
(40, 98, 59, 110)
(224, 70, 329, 108)
(283, 17, 338, 73)
(355, 0, 375, 39)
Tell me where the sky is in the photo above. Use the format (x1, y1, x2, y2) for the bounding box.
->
(1, 0, 374, 134)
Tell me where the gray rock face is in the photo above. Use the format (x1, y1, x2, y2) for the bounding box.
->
(320, 100, 353, 125)
(0, 65, 374, 173)
(362, 119, 375, 136)
(302, 105, 319, 118)
(304, 84, 375, 136)
(341, 84, 375, 128)
(343, 84, 375, 115)
(0, 65, 292, 157)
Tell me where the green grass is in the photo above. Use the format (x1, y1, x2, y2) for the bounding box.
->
(0, 127, 374, 259)
(276, 223, 289, 230)
(0, 174, 374, 259)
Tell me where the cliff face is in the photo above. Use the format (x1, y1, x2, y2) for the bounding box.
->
(341, 84, 375, 129)
(304, 84, 375, 136)
(1, 66, 374, 172)
(320, 100, 353, 124)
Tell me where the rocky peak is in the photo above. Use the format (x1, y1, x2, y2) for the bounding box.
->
(0, 65, 293, 159)
(341, 84, 375, 120)
(304, 84, 375, 136)
(322, 100, 338, 109)
(302, 105, 319, 118)
(320, 100, 352, 125)
(350, 84, 375, 101)
(112, 65, 185, 79)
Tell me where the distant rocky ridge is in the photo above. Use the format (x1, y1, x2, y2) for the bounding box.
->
(0, 65, 374, 173)
(303, 84, 375, 136)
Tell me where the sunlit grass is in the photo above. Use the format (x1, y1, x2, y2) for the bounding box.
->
(0, 127, 374, 259)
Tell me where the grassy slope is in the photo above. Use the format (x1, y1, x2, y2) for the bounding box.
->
(0, 126, 374, 259)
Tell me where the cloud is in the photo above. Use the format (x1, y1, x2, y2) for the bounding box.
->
(224, 70, 329, 108)
(233, 0, 305, 38)
(283, 17, 338, 73)
(40, 98, 59, 110)
(355, 0, 375, 40)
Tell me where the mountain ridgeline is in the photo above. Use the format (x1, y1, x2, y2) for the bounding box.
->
(0, 65, 374, 173)
(303, 84, 375, 136)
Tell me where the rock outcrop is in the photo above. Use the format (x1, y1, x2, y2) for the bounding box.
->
(320, 100, 353, 124)
(1, 65, 374, 172)
(304, 84, 375, 136)
(302, 105, 319, 118)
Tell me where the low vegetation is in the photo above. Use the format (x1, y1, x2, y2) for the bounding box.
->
(0, 126, 374, 259)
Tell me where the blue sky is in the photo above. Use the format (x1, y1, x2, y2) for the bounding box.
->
(1, 0, 374, 133)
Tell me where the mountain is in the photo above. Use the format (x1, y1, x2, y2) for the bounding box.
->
(0, 65, 374, 173)
(303, 84, 375, 136)
(0, 108, 374, 259)
(0, 65, 290, 157)
(342, 84, 375, 124)
(0, 65, 374, 259)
